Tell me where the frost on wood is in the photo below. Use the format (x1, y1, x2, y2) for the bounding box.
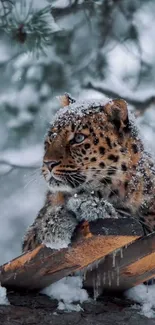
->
(0, 285, 10, 305)
(41, 276, 89, 312)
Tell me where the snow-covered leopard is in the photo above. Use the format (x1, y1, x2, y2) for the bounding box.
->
(23, 94, 155, 251)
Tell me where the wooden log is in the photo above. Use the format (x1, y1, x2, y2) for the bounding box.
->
(83, 232, 155, 294)
(0, 218, 145, 291)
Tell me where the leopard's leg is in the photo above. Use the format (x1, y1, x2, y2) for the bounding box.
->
(22, 191, 78, 253)
(22, 225, 40, 253)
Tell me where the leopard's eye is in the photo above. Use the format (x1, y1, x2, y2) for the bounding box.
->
(71, 133, 86, 144)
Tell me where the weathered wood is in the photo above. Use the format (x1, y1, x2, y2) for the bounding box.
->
(0, 219, 145, 290)
(0, 218, 142, 291)
(84, 232, 155, 293)
(2, 218, 155, 292)
(1, 227, 155, 293)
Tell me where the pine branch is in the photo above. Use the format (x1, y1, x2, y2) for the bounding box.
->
(52, 0, 94, 18)
(0, 1, 61, 56)
(0, 0, 14, 22)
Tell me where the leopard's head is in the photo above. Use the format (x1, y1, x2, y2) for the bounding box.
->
(42, 94, 142, 196)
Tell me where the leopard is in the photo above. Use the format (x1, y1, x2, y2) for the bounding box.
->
(22, 94, 155, 252)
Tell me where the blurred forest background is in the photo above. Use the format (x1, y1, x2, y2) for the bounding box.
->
(0, 0, 155, 265)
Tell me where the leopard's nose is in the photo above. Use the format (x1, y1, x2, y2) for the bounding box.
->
(44, 160, 60, 172)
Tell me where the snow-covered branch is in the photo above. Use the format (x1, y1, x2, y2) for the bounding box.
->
(84, 81, 155, 112)
(0, 1, 61, 55)
(0, 159, 39, 176)
(52, 0, 94, 18)
(0, 146, 42, 176)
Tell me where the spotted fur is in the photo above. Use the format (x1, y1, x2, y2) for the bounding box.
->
(23, 95, 155, 252)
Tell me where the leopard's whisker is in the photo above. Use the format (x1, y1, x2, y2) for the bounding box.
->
(69, 173, 85, 187)
(24, 177, 38, 189)
(67, 174, 77, 188)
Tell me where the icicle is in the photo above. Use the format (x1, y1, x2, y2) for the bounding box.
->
(103, 272, 106, 285)
(83, 270, 87, 281)
(111, 270, 114, 280)
(112, 250, 117, 267)
(94, 259, 100, 269)
(108, 271, 112, 286)
(146, 280, 149, 294)
(93, 277, 98, 300)
(120, 248, 123, 258)
(93, 271, 101, 300)
(97, 271, 101, 288)
(116, 267, 120, 286)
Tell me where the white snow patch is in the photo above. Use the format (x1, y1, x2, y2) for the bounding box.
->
(0, 42, 11, 63)
(88, 79, 155, 105)
(134, 2, 155, 64)
(42, 276, 89, 312)
(53, 0, 70, 9)
(0, 163, 12, 175)
(0, 285, 10, 305)
(1, 85, 39, 112)
(79, 89, 105, 101)
(137, 107, 155, 155)
(107, 44, 140, 86)
(1, 144, 42, 167)
(125, 284, 155, 318)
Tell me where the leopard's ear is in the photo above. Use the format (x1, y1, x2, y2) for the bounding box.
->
(57, 93, 76, 107)
(104, 99, 129, 131)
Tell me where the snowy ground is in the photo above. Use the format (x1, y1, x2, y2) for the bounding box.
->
(42, 276, 89, 312)
(126, 284, 155, 318)
(0, 285, 10, 306)
(1, 281, 155, 321)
